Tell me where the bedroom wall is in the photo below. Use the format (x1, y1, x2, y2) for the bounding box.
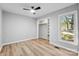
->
(2, 11, 37, 44)
(37, 4, 78, 52)
(77, 4, 79, 52)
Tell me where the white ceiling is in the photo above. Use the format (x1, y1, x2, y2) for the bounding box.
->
(0, 3, 74, 18)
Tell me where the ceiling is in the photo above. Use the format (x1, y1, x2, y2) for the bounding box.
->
(0, 3, 74, 18)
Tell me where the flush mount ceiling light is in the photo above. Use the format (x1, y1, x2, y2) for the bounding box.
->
(23, 6, 41, 15)
(30, 9, 36, 15)
(30, 9, 35, 13)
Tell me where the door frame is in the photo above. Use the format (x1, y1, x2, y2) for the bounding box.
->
(37, 18, 50, 40)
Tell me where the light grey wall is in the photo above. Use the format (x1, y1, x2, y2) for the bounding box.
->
(77, 4, 79, 51)
(0, 9, 2, 45)
(2, 11, 37, 44)
(38, 4, 78, 51)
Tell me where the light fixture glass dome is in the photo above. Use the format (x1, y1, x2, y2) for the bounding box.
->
(30, 9, 35, 13)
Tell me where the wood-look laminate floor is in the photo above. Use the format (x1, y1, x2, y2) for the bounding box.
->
(0, 39, 78, 56)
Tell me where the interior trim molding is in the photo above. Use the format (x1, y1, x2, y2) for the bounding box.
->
(58, 10, 78, 46)
(1, 38, 78, 54)
(49, 41, 78, 53)
(2, 38, 37, 46)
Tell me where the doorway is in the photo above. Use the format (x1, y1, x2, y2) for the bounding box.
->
(38, 19, 50, 41)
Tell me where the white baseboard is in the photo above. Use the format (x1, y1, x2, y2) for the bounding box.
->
(49, 41, 78, 53)
(2, 38, 37, 46)
(1, 38, 78, 54)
